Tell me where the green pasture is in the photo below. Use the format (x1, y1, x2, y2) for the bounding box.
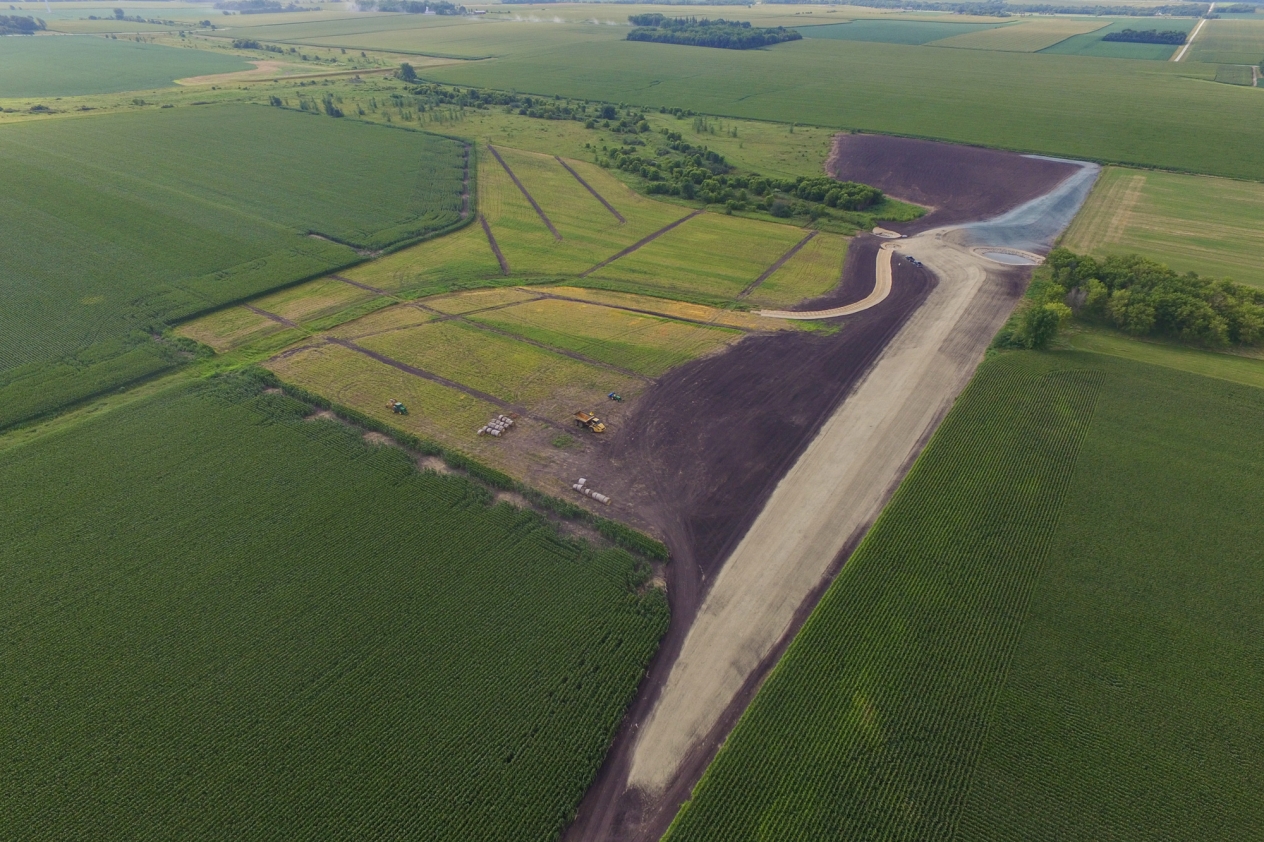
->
(665, 349, 1264, 842)
(928, 17, 1109, 52)
(1188, 18, 1264, 65)
(0, 373, 666, 840)
(0, 103, 464, 428)
(1070, 329, 1264, 389)
(797, 18, 1008, 45)
(1214, 63, 1255, 85)
(419, 36, 1264, 182)
(0, 35, 249, 98)
(1062, 166, 1264, 287)
(1038, 18, 1196, 60)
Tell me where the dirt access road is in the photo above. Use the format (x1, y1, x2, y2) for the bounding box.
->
(564, 135, 1096, 842)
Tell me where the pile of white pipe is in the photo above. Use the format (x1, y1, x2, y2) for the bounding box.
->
(572, 477, 611, 505)
(477, 414, 515, 437)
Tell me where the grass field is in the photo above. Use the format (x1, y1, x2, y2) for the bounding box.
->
(797, 19, 1008, 45)
(665, 349, 1264, 841)
(1061, 166, 1264, 287)
(0, 103, 465, 428)
(747, 231, 848, 309)
(0, 373, 667, 840)
(1188, 18, 1264, 65)
(1069, 329, 1264, 388)
(419, 35, 1264, 181)
(1214, 63, 1256, 85)
(0, 35, 250, 98)
(929, 17, 1108, 52)
(588, 212, 808, 303)
(1038, 18, 1197, 60)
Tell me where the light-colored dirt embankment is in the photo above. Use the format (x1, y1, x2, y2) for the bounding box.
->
(625, 228, 1027, 798)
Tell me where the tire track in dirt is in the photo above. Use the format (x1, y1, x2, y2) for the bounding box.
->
(487, 144, 562, 240)
(556, 156, 627, 223)
(739, 230, 818, 298)
(580, 210, 705, 278)
(480, 214, 510, 275)
(243, 304, 301, 330)
(330, 274, 392, 297)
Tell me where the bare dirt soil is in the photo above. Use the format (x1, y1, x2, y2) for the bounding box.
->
(562, 134, 1082, 842)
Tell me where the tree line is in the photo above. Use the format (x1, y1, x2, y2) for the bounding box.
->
(627, 16, 802, 49)
(1102, 28, 1188, 44)
(0, 14, 45, 34)
(764, 0, 1210, 17)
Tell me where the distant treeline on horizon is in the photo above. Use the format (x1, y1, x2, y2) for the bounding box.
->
(765, 0, 1215, 15)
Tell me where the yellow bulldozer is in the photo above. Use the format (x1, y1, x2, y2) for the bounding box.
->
(573, 411, 606, 433)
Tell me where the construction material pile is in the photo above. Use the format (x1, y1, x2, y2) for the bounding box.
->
(478, 414, 515, 437)
(572, 477, 611, 505)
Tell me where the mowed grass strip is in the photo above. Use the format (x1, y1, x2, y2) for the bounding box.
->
(354, 320, 641, 413)
(531, 286, 795, 331)
(929, 17, 1108, 52)
(422, 287, 542, 315)
(1062, 166, 1264, 287)
(0, 375, 667, 840)
(176, 306, 288, 354)
(1188, 18, 1264, 65)
(250, 276, 378, 325)
(747, 230, 848, 308)
(589, 212, 807, 302)
(467, 298, 742, 377)
(343, 221, 503, 295)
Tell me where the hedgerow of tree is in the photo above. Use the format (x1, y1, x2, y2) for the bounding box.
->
(0, 14, 45, 34)
(997, 248, 1264, 350)
(1101, 28, 1188, 44)
(626, 15, 802, 49)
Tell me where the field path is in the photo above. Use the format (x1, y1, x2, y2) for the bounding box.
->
(739, 230, 818, 298)
(243, 304, 300, 330)
(480, 215, 510, 275)
(624, 229, 1004, 799)
(556, 156, 626, 223)
(758, 241, 895, 318)
(580, 210, 704, 278)
(1173, 8, 1211, 62)
(487, 145, 562, 240)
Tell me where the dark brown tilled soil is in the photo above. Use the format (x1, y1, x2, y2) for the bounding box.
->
(828, 133, 1081, 231)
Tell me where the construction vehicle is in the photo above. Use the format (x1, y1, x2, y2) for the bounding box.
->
(387, 399, 408, 415)
(573, 411, 606, 433)
(608, 392, 623, 402)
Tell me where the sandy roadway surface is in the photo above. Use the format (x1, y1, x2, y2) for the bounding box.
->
(625, 227, 1013, 798)
(760, 241, 895, 319)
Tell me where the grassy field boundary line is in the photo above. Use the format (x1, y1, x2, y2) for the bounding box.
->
(579, 209, 706, 278)
(480, 214, 511, 275)
(528, 289, 756, 332)
(461, 142, 471, 218)
(243, 304, 301, 330)
(555, 155, 627, 223)
(453, 312, 656, 383)
(330, 274, 391, 297)
(487, 144, 563, 241)
(739, 230, 819, 298)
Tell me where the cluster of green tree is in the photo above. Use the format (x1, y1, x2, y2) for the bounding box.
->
(214, 0, 317, 12)
(1000, 248, 1264, 349)
(626, 16, 803, 49)
(1102, 28, 1187, 43)
(767, 0, 1208, 16)
(0, 14, 45, 33)
(231, 38, 285, 52)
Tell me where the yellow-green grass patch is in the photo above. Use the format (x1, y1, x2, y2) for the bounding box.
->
(1062, 166, 1264, 287)
(422, 286, 542, 315)
(355, 320, 643, 415)
(250, 276, 378, 325)
(326, 302, 435, 340)
(588, 212, 808, 302)
(175, 306, 286, 353)
(341, 220, 503, 295)
(466, 298, 742, 377)
(747, 231, 848, 308)
(930, 18, 1107, 52)
(264, 341, 501, 444)
(533, 286, 794, 331)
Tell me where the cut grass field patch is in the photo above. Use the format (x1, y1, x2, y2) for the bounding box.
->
(422, 286, 542, 315)
(531, 286, 792, 331)
(250, 276, 377, 325)
(1213, 63, 1255, 85)
(589, 212, 807, 303)
(929, 17, 1108, 52)
(747, 230, 848, 309)
(343, 220, 503, 295)
(0, 34, 250, 98)
(1061, 165, 1264, 287)
(0, 373, 667, 840)
(175, 305, 289, 354)
(467, 298, 742, 377)
(665, 349, 1264, 841)
(797, 18, 1008, 45)
(1188, 18, 1264, 65)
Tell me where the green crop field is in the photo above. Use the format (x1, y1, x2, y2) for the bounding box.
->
(1214, 63, 1256, 85)
(664, 349, 1264, 842)
(419, 35, 1264, 181)
(929, 17, 1108, 52)
(797, 19, 1008, 45)
(747, 231, 848, 309)
(0, 373, 667, 840)
(1038, 18, 1197, 60)
(1062, 166, 1264, 287)
(0, 103, 465, 428)
(1188, 18, 1264, 65)
(0, 35, 250, 99)
(467, 297, 742, 377)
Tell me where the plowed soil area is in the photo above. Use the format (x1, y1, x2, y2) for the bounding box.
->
(563, 134, 1080, 842)
(827, 133, 1080, 229)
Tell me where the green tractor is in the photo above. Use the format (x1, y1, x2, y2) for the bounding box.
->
(387, 399, 408, 415)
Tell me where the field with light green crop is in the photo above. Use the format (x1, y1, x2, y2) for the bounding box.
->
(665, 349, 1264, 842)
(0, 34, 249, 98)
(0, 103, 465, 428)
(1038, 17, 1196, 59)
(1188, 18, 1264, 65)
(0, 371, 667, 840)
(1062, 166, 1264, 287)
(930, 17, 1108, 52)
